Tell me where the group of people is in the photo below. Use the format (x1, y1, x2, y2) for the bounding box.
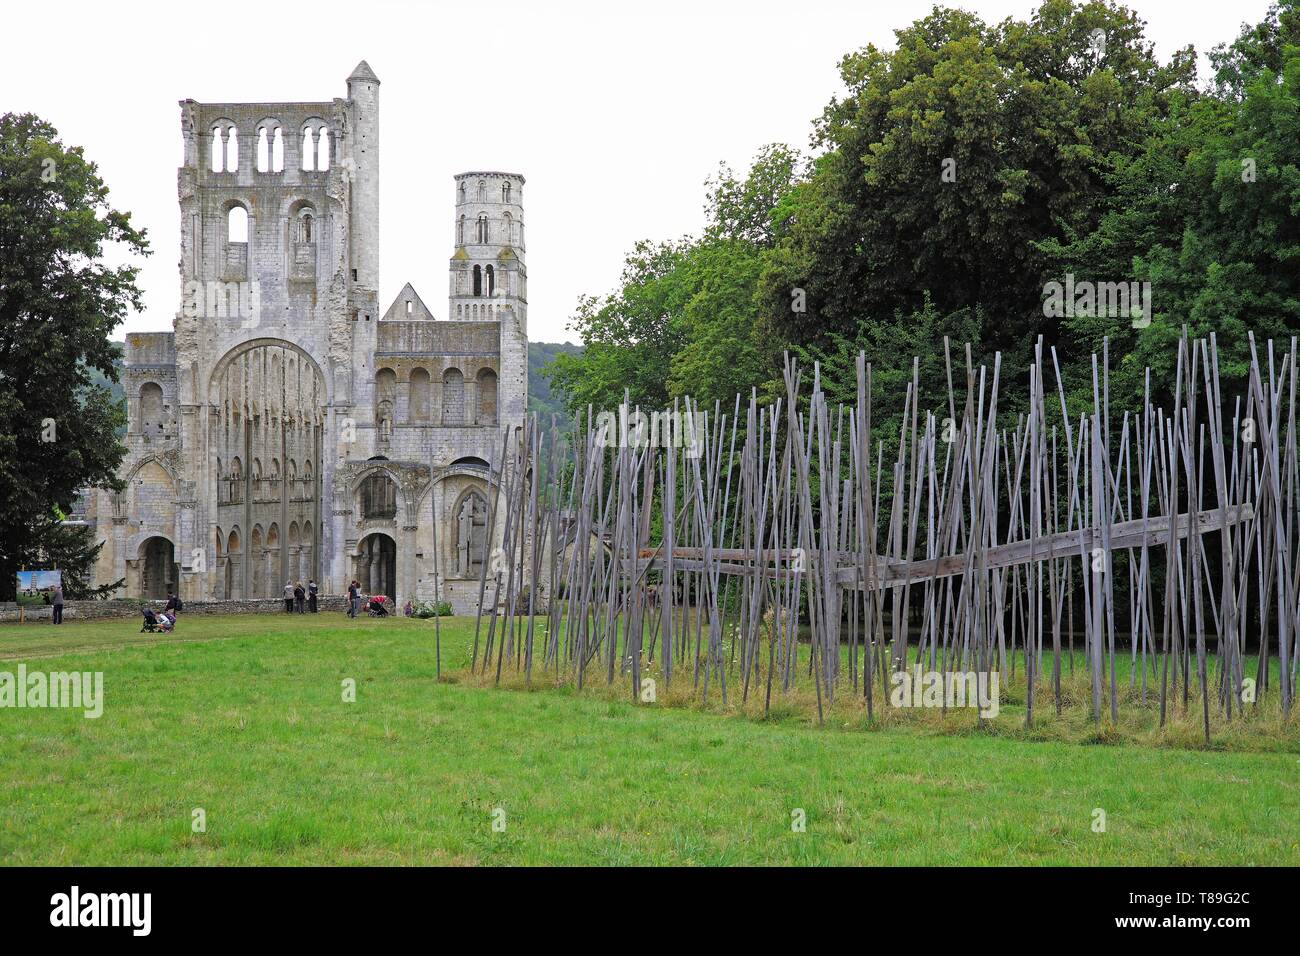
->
(283, 580, 319, 614)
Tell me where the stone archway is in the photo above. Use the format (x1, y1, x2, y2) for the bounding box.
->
(139, 536, 176, 600)
(356, 532, 396, 598)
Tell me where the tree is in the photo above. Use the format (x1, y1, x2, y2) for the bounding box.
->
(0, 113, 147, 600)
(1044, 1, 1300, 409)
(760, 0, 1198, 399)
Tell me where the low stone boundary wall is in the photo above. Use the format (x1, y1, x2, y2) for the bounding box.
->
(0, 596, 353, 623)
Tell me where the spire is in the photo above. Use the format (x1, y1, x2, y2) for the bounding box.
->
(348, 60, 380, 84)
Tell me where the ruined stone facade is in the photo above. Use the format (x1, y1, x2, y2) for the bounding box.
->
(87, 62, 528, 612)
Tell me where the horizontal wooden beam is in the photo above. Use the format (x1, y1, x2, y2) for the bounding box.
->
(629, 503, 1253, 589)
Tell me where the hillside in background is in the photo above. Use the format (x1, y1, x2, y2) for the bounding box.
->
(91, 343, 126, 437)
(528, 341, 582, 430)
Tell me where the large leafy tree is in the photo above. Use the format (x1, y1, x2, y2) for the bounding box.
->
(761, 0, 1197, 400)
(0, 113, 147, 600)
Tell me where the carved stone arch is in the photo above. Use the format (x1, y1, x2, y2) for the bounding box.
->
(124, 453, 182, 488)
(351, 463, 405, 522)
(207, 337, 331, 407)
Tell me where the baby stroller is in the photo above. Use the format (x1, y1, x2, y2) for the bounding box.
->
(141, 608, 173, 633)
(367, 595, 389, 617)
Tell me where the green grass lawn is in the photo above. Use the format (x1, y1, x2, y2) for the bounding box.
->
(1, 612, 1298, 865)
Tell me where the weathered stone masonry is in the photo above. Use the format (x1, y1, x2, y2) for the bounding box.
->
(85, 62, 528, 613)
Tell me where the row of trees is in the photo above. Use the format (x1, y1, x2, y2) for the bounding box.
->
(548, 0, 1300, 438)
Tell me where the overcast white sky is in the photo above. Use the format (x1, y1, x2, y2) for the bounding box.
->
(2, 0, 1274, 344)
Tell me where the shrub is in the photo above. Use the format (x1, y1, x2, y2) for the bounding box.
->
(414, 600, 453, 619)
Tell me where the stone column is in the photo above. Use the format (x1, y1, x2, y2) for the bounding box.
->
(399, 524, 418, 609)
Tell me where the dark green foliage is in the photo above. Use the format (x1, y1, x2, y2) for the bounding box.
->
(0, 113, 147, 601)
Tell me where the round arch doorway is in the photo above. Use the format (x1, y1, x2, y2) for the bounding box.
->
(139, 536, 176, 600)
(356, 533, 396, 598)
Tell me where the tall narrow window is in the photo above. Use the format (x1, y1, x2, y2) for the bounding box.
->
(316, 128, 330, 170)
(226, 128, 238, 171)
(503, 212, 513, 245)
(256, 127, 269, 172)
(458, 182, 465, 203)
(485, 264, 495, 297)
(457, 215, 466, 246)
(477, 215, 488, 244)
(210, 125, 231, 172)
(477, 180, 486, 201)
(472, 265, 482, 297)
(301, 128, 315, 171)
(502, 182, 511, 203)
(271, 127, 284, 171)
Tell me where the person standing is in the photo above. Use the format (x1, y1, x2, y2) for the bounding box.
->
(293, 581, 306, 614)
(347, 580, 359, 618)
(51, 582, 64, 625)
(283, 581, 295, 613)
(308, 579, 318, 613)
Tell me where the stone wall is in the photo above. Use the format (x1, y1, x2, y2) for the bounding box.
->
(0, 596, 354, 623)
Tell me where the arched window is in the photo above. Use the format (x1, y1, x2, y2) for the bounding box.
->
(298, 210, 314, 244)
(457, 215, 466, 246)
(458, 182, 466, 203)
(256, 122, 283, 174)
(455, 490, 489, 577)
(442, 368, 464, 425)
(210, 127, 223, 173)
(228, 206, 248, 244)
(301, 127, 315, 171)
(502, 181, 511, 203)
(472, 264, 482, 297)
(210, 123, 237, 172)
(476, 215, 488, 244)
(477, 180, 486, 202)
(477, 368, 498, 425)
(503, 212, 513, 245)
(485, 264, 495, 297)
(139, 382, 165, 434)
(360, 473, 398, 519)
(409, 368, 430, 422)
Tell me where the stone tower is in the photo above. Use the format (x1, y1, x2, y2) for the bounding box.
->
(449, 173, 529, 430)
